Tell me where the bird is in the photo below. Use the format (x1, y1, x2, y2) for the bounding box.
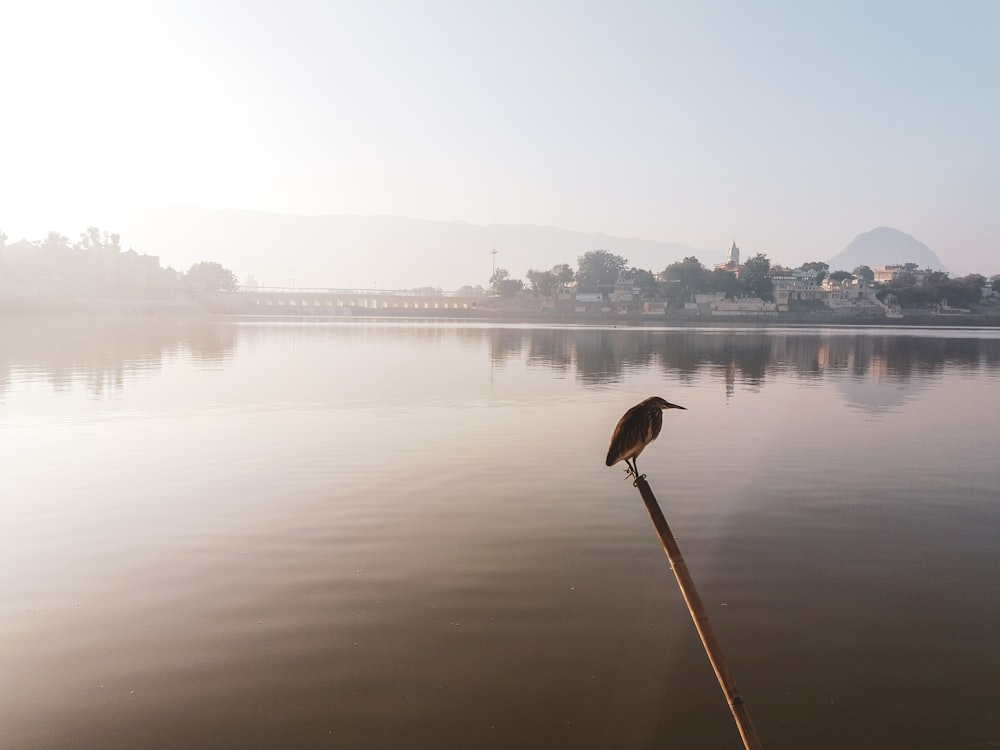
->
(605, 396, 686, 480)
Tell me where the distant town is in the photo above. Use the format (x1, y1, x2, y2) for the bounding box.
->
(473, 243, 1000, 322)
(2, 227, 999, 323)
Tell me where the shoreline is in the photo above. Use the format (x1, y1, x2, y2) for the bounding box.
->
(2, 297, 1000, 329)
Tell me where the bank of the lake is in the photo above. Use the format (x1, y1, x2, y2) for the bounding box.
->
(3, 292, 1000, 328)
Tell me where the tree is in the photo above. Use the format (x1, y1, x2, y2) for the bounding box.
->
(552, 263, 574, 284)
(956, 274, 987, 306)
(490, 267, 509, 295)
(800, 261, 829, 272)
(709, 268, 741, 298)
(499, 277, 524, 298)
(490, 267, 522, 298)
(576, 250, 627, 292)
(885, 271, 922, 307)
(39, 231, 72, 253)
(526, 268, 559, 297)
(959, 273, 987, 289)
(662, 256, 710, 306)
(185, 261, 238, 292)
(627, 267, 660, 297)
(853, 265, 875, 282)
(741, 253, 773, 301)
(882, 269, 950, 308)
(76, 226, 121, 253)
(935, 273, 987, 308)
(829, 270, 853, 282)
(799, 261, 828, 285)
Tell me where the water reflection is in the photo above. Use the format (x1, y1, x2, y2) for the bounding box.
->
(2, 317, 999, 408)
(0, 315, 237, 398)
(4, 316, 999, 750)
(486, 326, 1000, 412)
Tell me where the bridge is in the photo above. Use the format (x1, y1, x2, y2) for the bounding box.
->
(207, 287, 482, 316)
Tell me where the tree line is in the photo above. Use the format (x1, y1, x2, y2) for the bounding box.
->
(875, 263, 989, 309)
(489, 249, 774, 306)
(487, 250, 998, 310)
(5, 227, 996, 309)
(0, 227, 239, 296)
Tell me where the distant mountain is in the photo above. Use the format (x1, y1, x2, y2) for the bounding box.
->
(120, 205, 708, 290)
(828, 227, 947, 273)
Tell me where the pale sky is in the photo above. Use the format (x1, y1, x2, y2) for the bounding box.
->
(3, 0, 998, 275)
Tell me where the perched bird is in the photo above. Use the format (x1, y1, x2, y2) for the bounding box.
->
(605, 396, 686, 479)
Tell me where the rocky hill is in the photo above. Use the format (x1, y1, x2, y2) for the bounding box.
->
(828, 227, 946, 272)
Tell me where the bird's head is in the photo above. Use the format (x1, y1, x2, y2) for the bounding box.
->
(648, 396, 686, 411)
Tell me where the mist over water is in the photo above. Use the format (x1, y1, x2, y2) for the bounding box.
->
(2, 316, 999, 749)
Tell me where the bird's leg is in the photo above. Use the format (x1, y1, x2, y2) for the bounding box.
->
(623, 459, 639, 484)
(631, 458, 646, 486)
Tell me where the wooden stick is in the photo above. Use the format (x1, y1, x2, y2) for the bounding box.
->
(634, 473, 763, 750)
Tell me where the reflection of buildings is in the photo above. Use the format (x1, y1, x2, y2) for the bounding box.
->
(723, 359, 736, 401)
(552, 329, 1000, 393)
(9, 322, 995, 412)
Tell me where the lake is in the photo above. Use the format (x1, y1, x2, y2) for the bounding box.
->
(2, 315, 998, 749)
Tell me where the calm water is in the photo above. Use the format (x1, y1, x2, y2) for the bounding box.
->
(2, 315, 999, 749)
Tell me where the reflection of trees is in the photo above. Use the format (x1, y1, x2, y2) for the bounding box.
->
(573, 331, 655, 385)
(794, 335, 1000, 384)
(653, 332, 771, 385)
(484, 328, 658, 383)
(525, 329, 573, 374)
(7, 320, 994, 403)
(0, 315, 237, 398)
(674, 332, 999, 388)
(488, 329, 526, 367)
(477, 327, 1000, 394)
(184, 322, 240, 365)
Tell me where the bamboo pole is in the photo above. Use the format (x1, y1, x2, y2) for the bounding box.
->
(633, 473, 763, 750)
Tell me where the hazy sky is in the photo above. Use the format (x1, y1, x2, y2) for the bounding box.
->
(3, 0, 998, 274)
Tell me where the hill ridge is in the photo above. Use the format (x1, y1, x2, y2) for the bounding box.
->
(828, 227, 946, 272)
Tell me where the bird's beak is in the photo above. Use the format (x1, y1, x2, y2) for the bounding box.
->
(665, 402, 686, 410)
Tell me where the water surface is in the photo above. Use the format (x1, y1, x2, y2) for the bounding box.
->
(2, 316, 999, 749)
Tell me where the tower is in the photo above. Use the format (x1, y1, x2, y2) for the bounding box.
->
(728, 241, 740, 267)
